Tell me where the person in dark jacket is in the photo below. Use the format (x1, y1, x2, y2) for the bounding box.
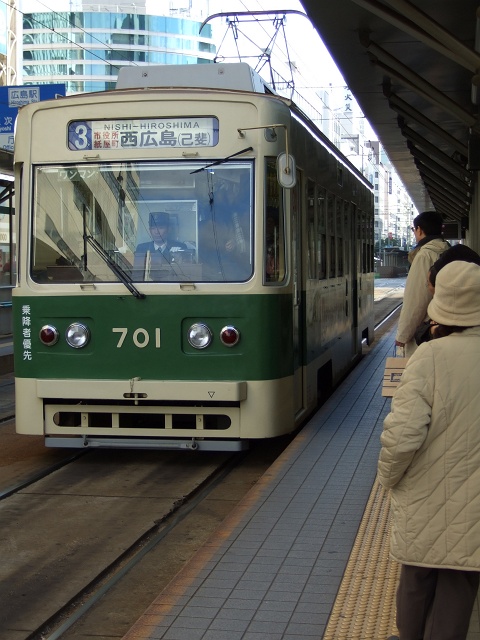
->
(133, 212, 187, 278)
(415, 244, 480, 345)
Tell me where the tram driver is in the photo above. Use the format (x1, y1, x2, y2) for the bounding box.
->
(133, 211, 187, 279)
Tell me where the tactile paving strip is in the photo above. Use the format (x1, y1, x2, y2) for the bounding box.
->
(323, 478, 400, 640)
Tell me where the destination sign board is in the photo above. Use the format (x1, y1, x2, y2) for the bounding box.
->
(68, 117, 219, 151)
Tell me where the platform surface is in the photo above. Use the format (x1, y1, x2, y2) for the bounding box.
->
(121, 291, 480, 639)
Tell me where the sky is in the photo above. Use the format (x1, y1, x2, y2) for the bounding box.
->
(205, 0, 381, 142)
(207, 0, 347, 98)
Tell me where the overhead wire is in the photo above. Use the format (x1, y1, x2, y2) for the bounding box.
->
(9, 0, 371, 146)
(213, 0, 367, 142)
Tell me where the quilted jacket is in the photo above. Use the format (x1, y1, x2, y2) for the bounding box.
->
(378, 327, 480, 570)
(396, 238, 450, 356)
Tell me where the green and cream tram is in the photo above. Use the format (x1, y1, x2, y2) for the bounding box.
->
(13, 62, 374, 450)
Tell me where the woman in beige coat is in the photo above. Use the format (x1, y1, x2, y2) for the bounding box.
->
(395, 210, 449, 356)
(378, 260, 480, 640)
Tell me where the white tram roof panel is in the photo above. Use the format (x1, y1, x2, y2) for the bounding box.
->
(116, 62, 272, 94)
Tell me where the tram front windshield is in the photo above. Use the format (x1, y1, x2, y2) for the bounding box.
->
(30, 161, 253, 284)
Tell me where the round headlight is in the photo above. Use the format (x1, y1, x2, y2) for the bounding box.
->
(220, 325, 240, 347)
(188, 323, 212, 349)
(39, 324, 60, 346)
(65, 323, 90, 349)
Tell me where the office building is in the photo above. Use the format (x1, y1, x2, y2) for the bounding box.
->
(21, 0, 215, 93)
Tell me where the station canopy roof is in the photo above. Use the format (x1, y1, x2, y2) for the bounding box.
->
(300, 0, 479, 224)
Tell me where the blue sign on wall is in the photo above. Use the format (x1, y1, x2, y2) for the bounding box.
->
(0, 83, 66, 152)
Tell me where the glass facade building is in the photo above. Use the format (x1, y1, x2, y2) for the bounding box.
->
(22, 5, 215, 93)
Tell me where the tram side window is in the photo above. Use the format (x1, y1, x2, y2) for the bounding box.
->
(365, 210, 371, 273)
(361, 210, 368, 273)
(307, 180, 316, 279)
(317, 187, 326, 280)
(327, 192, 335, 278)
(356, 207, 363, 275)
(336, 198, 343, 277)
(0, 205, 14, 285)
(344, 201, 351, 274)
(368, 213, 374, 272)
(264, 159, 285, 284)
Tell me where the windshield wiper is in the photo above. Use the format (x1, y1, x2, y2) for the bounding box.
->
(84, 235, 145, 300)
(190, 146, 253, 174)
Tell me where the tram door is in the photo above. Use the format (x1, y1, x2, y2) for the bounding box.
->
(291, 177, 304, 415)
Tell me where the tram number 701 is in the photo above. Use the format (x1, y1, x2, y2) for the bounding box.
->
(112, 327, 161, 348)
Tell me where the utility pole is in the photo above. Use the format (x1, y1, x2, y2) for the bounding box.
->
(6, 0, 18, 85)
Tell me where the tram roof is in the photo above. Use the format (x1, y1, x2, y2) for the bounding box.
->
(116, 62, 272, 93)
(301, 0, 478, 225)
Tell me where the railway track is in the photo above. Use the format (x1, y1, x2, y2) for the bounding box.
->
(0, 283, 404, 640)
(24, 449, 250, 640)
(1, 438, 292, 640)
(0, 372, 14, 425)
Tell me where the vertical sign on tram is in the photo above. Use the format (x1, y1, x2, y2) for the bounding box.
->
(292, 173, 303, 415)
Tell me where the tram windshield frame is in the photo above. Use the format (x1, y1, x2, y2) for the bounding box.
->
(30, 160, 254, 285)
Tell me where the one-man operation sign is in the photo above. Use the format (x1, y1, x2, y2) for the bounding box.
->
(0, 84, 66, 151)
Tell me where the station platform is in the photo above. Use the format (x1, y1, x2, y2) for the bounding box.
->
(121, 314, 480, 640)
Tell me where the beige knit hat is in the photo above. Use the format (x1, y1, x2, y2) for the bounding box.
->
(427, 261, 480, 326)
